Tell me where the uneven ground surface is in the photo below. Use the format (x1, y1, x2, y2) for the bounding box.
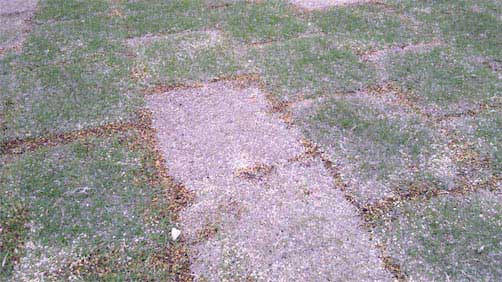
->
(1, 0, 501, 281)
(0, 0, 38, 56)
(147, 81, 390, 281)
(288, 0, 374, 11)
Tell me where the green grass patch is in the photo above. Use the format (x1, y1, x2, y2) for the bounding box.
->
(475, 110, 501, 171)
(253, 36, 375, 101)
(130, 30, 242, 87)
(220, 1, 308, 43)
(384, 47, 500, 116)
(35, 0, 110, 22)
(1, 53, 139, 142)
(388, 0, 501, 59)
(21, 17, 127, 66)
(124, 0, 216, 37)
(378, 191, 502, 281)
(311, 4, 431, 50)
(295, 95, 451, 203)
(0, 134, 175, 280)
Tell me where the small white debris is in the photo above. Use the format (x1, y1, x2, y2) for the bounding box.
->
(171, 228, 181, 241)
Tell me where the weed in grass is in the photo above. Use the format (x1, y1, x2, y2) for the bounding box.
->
(219, 1, 309, 44)
(253, 36, 375, 101)
(294, 94, 453, 204)
(130, 30, 242, 87)
(0, 134, 176, 281)
(377, 191, 502, 281)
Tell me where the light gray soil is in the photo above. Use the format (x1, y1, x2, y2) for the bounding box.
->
(0, 0, 38, 55)
(146, 81, 305, 188)
(0, 0, 37, 15)
(147, 81, 392, 281)
(287, 0, 374, 10)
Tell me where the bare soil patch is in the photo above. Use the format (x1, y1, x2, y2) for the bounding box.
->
(146, 81, 304, 187)
(288, 0, 376, 11)
(146, 81, 392, 281)
(126, 30, 224, 50)
(0, 0, 38, 56)
(0, 0, 37, 16)
(291, 89, 455, 205)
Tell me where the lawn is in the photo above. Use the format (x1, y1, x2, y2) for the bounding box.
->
(1, 0, 500, 280)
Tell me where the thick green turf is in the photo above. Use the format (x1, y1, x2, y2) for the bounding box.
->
(1, 6, 139, 142)
(21, 17, 127, 65)
(388, 0, 501, 59)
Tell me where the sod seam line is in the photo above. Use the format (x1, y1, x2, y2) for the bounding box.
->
(142, 73, 261, 95)
(0, 119, 141, 155)
(258, 80, 408, 281)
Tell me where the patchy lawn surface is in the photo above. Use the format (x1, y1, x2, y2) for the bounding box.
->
(219, 0, 310, 44)
(252, 35, 375, 101)
(383, 47, 500, 117)
(310, 3, 432, 51)
(147, 81, 391, 281)
(293, 92, 454, 204)
(129, 30, 242, 88)
(377, 191, 502, 281)
(1, 133, 178, 280)
(1, 0, 501, 281)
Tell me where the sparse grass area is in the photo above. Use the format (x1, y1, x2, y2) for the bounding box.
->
(378, 191, 502, 281)
(219, 1, 309, 44)
(2, 0, 501, 280)
(123, 0, 216, 37)
(253, 36, 375, 101)
(475, 111, 501, 171)
(130, 30, 242, 87)
(1, 52, 138, 142)
(295, 95, 453, 203)
(0, 133, 176, 280)
(447, 109, 501, 180)
(388, 0, 501, 59)
(384, 47, 500, 116)
(311, 3, 431, 51)
(1, 9, 138, 143)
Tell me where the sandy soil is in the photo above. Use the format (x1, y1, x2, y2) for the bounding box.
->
(288, 0, 374, 10)
(147, 81, 392, 281)
(0, 0, 38, 55)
